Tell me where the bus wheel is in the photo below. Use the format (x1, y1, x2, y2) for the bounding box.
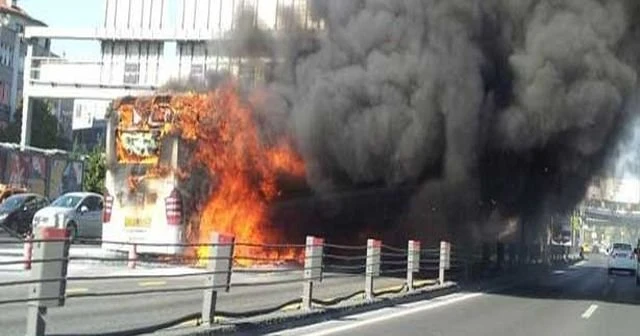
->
(67, 222, 78, 243)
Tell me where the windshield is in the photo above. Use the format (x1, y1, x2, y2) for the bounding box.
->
(51, 195, 83, 208)
(0, 196, 26, 212)
(612, 243, 632, 251)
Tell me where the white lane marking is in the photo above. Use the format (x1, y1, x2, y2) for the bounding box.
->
(581, 304, 598, 319)
(552, 270, 566, 275)
(274, 292, 485, 336)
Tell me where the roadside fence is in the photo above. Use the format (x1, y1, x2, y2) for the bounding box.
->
(0, 227, 459, 336)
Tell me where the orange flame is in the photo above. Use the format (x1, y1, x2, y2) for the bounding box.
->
(173, 87, 305, 265)
(114, 85, 305, 265)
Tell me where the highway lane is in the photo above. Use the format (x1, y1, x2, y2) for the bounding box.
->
(0, 267, 409, 335)
(275, 254, 640, 336)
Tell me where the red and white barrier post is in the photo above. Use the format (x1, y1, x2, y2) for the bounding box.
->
(24, 233, 33, 270)
(128, 244, 137, 269)
(201, 232, 234, 326)
(365, 239, 381, 300)
(302, 236, 324, 310)
(26, 227, 70, 336)
(439, 241, 451, 284)
(407, 240, 420, 291)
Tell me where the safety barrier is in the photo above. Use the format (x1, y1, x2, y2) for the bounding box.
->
(0, 227, 463, 336)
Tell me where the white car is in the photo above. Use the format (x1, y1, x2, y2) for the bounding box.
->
(32, 192, 104, 241)
(607, 242, 637, 275)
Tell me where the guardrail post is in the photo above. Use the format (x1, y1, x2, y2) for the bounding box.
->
(26, 227, 70, 336)
(439, 241, 451, 284)
(365, 239, 381, 300)
(302, 236, 323, 310)
(407, 240, 420, 291)
(128, 243, 137, 269)
(201, 232, 234, 326)
(24, 233, 33, 270)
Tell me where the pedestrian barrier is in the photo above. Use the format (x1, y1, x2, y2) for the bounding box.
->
(0, 228, 472, 336)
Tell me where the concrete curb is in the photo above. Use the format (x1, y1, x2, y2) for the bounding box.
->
(156, 282, 459, 336)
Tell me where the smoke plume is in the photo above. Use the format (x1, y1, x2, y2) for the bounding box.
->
(236, 0, 640, 244)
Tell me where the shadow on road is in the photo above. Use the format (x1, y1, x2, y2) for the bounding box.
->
(472, 254, 640, 307)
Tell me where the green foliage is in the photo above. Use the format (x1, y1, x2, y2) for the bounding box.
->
(570, 212, 582, 231)
(82, 145, 106, 194)
(0, 99, 70, 150)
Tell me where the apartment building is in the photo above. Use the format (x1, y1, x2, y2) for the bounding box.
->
(0, 0, 50, 127)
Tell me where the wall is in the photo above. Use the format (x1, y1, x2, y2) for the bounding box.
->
(35, 60, 101, 85)
(72, 99, 110, 130)
(103, 0, 164, 32)
(97, 0, 322, 88)
(0, 146, 84, 198)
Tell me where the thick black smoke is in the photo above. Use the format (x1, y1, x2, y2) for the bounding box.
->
(239, 0, 640, 245)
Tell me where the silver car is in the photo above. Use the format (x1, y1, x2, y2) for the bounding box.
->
(32, 192, 104, 241)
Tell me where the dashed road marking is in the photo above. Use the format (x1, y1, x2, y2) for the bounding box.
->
(65, 288, 89, 294)
(581, 304, 598, 319)
(138, 280, 167, 287)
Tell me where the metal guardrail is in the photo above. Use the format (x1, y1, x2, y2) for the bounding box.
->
(1, 229, 578, 336)
(0, 228, 465, 336)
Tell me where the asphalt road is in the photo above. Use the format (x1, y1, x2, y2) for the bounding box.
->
(0, 266, 408, 335)
(274, 254, 640, 336)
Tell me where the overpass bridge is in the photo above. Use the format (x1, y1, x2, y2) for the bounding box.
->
(580, 205, 640, 227)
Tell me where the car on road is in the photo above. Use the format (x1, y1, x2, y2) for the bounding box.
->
(607, 242, 637, 275)
(0, 193, 49, 236)
(32, 192, 104, 241)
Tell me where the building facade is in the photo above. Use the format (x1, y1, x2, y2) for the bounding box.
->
(23, 0, 322, 148)
(0, 0, 50, 127)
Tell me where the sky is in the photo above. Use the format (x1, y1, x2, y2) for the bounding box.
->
(19, 0, 102, 58)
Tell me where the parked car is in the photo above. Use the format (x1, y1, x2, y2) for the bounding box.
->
(607, 242, 637, 275)
(32, 192, 104, 241)
(0, 193, 49, 236)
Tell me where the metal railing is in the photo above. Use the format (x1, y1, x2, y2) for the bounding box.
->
(0, 228, 462, 336)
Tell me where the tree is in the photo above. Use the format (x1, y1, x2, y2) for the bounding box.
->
(82, 145, 106, 194)
(0, 99, 71, 150)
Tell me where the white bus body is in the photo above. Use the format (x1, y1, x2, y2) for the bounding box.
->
(102, 96, 192, 255)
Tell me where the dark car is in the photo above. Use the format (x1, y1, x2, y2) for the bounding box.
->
(0, 193, 49, 236)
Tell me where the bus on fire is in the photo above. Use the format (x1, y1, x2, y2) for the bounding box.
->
(102, 95, 206, 255)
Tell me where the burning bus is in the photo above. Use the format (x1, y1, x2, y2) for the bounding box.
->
(102, 95, 193, 254)
(102, 89, 307, 258)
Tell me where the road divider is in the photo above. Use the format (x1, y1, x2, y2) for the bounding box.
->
(0, 227, 469, 336)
